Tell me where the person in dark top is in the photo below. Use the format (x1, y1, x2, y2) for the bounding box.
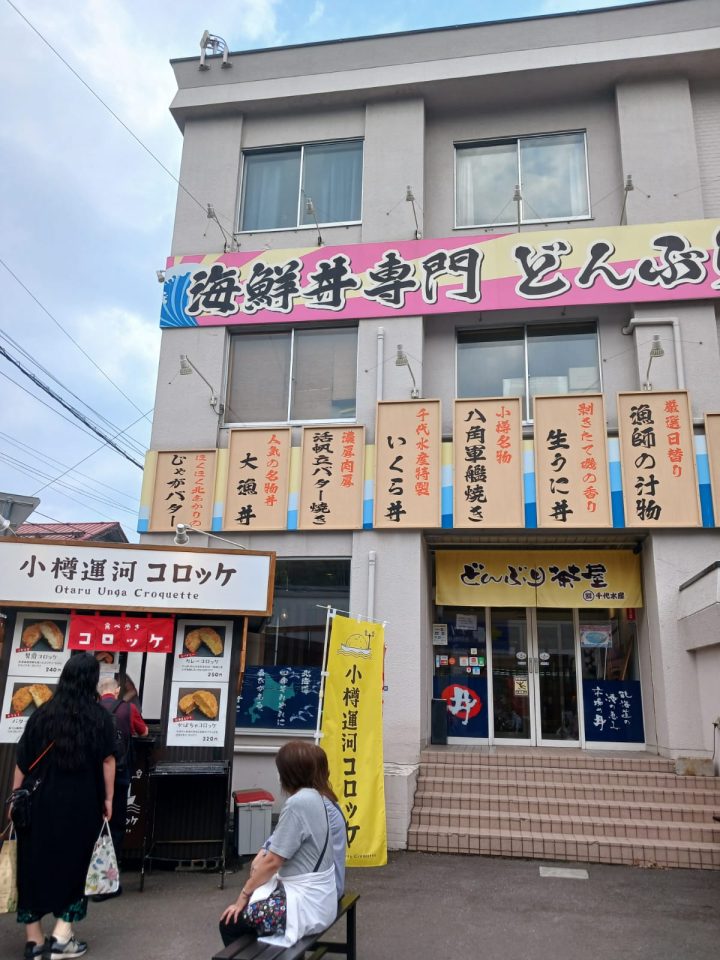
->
(10, 653, 116, 960)
(95, 675, 148, 901)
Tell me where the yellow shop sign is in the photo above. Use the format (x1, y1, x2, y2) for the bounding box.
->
(436, 550, 642, 609)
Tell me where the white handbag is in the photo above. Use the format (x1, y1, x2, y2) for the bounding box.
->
(84, 819, 120, 896)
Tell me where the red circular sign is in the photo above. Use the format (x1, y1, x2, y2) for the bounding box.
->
(440, 683, 483, 719)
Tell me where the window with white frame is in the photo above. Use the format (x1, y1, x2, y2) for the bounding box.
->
(226, 326, 358, 423)
(457, 322, 600, 420)
(240, 140, 363, 231)
(455, 132, 590, 227)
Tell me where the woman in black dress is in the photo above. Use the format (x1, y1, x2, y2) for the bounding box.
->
(11, 653, 116, 960)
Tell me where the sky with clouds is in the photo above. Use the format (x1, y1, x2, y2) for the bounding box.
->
(0, 0, 656, 540)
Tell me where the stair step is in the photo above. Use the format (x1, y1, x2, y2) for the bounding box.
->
(419, 748, 676, 772)
(418, 761, 718, 790)
(407, 823, 720, 869)
(414, 789, 718, 823)
(412, 806, 720, 842)
(416, 774, 720, 806)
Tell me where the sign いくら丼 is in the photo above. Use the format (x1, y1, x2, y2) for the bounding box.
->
(374, 400, 441, 529)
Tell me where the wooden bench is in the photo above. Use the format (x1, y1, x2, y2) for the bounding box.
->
(212, 892, 358, 960)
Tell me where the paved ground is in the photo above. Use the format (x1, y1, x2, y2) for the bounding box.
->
(1, 852, 718, 960)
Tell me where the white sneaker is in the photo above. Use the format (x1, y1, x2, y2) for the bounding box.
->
(48, 936, 88, 959)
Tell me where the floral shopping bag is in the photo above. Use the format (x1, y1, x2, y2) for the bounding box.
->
(0, 824, 18, 914)
(84, 819, 120, 896)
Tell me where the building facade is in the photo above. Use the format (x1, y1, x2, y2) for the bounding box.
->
(144, 0, 720, 847)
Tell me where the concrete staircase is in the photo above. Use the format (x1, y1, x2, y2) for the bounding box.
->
(407, 746, 720, 869)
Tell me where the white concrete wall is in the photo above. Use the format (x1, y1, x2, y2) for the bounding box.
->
(641, 532, 720, 759)
(615, 78, 704, 224)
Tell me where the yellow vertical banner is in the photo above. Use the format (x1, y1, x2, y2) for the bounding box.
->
(321, 613, 387, 867)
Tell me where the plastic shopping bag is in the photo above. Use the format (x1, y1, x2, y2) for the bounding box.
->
(84, 819, 120, 896)
(0, 824, 18, 914)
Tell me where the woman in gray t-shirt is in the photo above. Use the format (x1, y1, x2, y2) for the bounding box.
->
(219, 741, 336, 946)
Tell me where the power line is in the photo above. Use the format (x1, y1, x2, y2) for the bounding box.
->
(30, 406, 153, 498)
(0, 450, 138, 515)
(0, 431, 138, 503)
(0, 328, 147, 456)
(0, 258, 153, 426)
(0, 367, 143, 453)
(1, 456, 121, 523)
(0, 344, 143, 469)
(3, 0, 235, 231)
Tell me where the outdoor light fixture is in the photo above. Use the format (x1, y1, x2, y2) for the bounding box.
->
(395, 344, 420, 399)
(156, 270, 166, 283)
(405, 185, 422, 239)
(0, 492, 40, 536)
(199, 31, 231, 69)
(620, 173, 635, 225)
(513, 184, 523, 231)
(304, 196, 324, 246)
(643, 335, 665, 390)
(205, 203, 238, 252)
(178, 354, 225, 416)
(174, 523, 246, 549)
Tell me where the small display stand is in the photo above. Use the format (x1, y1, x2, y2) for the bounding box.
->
(140, 759, 231, 890)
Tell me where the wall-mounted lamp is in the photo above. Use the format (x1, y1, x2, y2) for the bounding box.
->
(179, 354, 225, 416)
(513, 184, 523, 232)
(205, 203, 238, 252)
(395, 344, 420, 399)
(642, 335, 665, 390)
(620, 173, 634, 225)
(199, 30, 231, 70)
(156, 270, 166, 284)
(304, 196, 324, 246)
(405, 186, 422, 240)
(174, 523, 246, 549)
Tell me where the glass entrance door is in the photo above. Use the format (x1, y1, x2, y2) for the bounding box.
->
(533, 609, 579, 743)
(489, 607, 580, 745)
(489, 608, 533, 742)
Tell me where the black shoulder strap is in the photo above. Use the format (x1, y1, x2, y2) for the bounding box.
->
(313, 799, 330, 873)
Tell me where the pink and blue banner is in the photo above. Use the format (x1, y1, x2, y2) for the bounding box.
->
(161, 219, 720, 328)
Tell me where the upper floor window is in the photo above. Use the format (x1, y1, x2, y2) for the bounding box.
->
(455, 132, 590, 228)
(226, 326, 358, 423)
(240, 140, 363, 232)
(457, 321, 600, 420)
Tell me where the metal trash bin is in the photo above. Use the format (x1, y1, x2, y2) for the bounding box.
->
(431, 698, 448, 745)
(233, 788, 274, 855)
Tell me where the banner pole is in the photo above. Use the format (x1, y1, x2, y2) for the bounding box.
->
(314, 605, 335, 745)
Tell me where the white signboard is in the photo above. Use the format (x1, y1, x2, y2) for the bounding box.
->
(8, 613, 71, 679)
(171, 620, 233, 682)
(166, 681, 228, 747)
(0, 675, 59, 743)
(432, 623, 448, 646)
(0, 539, 274, 616)
(456, 613, 477, 631)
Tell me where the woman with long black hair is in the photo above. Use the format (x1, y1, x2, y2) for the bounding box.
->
(10, 652, 116, 960)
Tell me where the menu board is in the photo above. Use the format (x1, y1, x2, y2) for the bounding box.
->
(165, 619, 233, 747)
(0, 612, 71, 742)
(167, 681, 229, 747)
(0, 676, 59, 743)
(8, 613, 71, 679)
